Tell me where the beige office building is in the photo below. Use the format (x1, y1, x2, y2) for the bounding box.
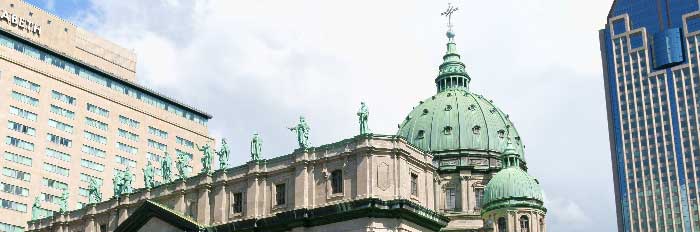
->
(0, 0, 213, 230)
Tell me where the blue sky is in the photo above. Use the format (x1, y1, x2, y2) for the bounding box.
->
(24, 0, 617, 231)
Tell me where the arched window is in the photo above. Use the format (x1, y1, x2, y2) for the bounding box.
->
(497, 217, 507, 232)
(520, 215, 530, 232)
(331, 170, 343, 194)
(539, 218, 544, 232)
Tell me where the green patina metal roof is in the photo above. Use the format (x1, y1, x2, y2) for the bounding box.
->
(481, 141, 545, 213)
(397, 33, 524, 157)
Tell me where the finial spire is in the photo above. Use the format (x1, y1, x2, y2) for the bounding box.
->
(441, 3, 459, 41)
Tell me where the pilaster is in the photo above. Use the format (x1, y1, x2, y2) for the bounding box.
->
(197, 185, 211, 224)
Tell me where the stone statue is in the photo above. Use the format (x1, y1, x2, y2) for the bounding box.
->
(176, 151, 191, 180)
(289, 116, 311, 149)
(357, 102, 370, 135)
(196, 143, 214, 174)
(143, 161, 156, 189)
(87, 178, 102, 204)
(31, 196, 42, 220)
(161, 152, 173, 183)
(58, 189, 68, 213)
(251, 133, 262, 161)
(217, 138, 230, 170)
(112, 170, 123, 198)
(122, 166, 134, 194)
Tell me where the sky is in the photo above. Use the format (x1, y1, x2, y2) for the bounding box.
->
(28, 0, 615, 230)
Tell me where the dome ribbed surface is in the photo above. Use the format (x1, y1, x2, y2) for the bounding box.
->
(481, 166, 544, 211)
(397, 90, 524, 157)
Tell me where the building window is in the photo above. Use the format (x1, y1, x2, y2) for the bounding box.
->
(14, 76, 40, 92)
(119, 115, 139, 128)
(85, 117, 108, 131)
(81, 159, 105, 172)
(50, 104, 75, 119)
(8, 120, 35, 136)
(472, 125, 481, 135)
(232, 192, 243, 214)
(86, 103, 109, 117)
(115, 156, 136, 168)
(148, 139, 167, 151)
(410, 173, 419, 196)
(331, 170, 343, 194)
(445, 188, 456, 210)
(48, 119, 73, 133)
(42, 178, 68, 190)
(147, 152, 162, 163)
(84, 131, 107, 144)
(176, 136, 194, 148)
(176, 149, 193, 160)
(47, 133, 72, 147)
(497, 129, 505, 138)
(0, 198, 27, 212)
(4, 152, 32, 166)
(82, 145, 106, 158)
(3, 167, 30, 182)
(9, 106, 37, 121)
(497, 217, 507, 232)
(118, 129, 139, 141)
(99, 224, 107, 232)
(416, 130, 425, 139)
(0, 221, 24, 232)
(44, 163, 70, 176)
(5, 136, 34, 151)
(116, 142, 138, 155)
(475, 188, 484, 209)
(520, 215, 530, 232)
(539, 218, 544, 231)
(51, 90, 75, 105)
(80, 173, 102, 186)
(443, 126, 453, 135)
(40, 193, 60, 204)
(148, 126, 168, 139)
(275, 183, 286, 206)
(11, 91, 39, 106)
(0, 182, 28, 197)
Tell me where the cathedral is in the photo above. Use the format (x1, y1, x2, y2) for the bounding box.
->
(27, 15, 546, 232)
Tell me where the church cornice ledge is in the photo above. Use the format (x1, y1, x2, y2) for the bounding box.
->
(481, 198, 547, 215)
(210, 198, 449, 232)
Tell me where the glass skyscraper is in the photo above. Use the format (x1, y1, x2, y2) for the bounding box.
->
(600, 1, 700, 231)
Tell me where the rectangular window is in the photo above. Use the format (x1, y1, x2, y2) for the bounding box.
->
(79, 188, 89, 197)
(51, 90, 76, 105)
(47, 133, 72, 147)
(11, 91, 38, 106)
(116, 142, 138, 155)
(148, 126, 168, 139)
(86, 103, 109, 117)
(13, 76, 40, 92)
(148, 139, 167, 151)
(80, 173, 103, 186)
(84, 131, 107, 144)
(147, 152, 162, 163)
(85, 117, 108, 131)
(4, 152, 32, 166)
(445, 188, 456, 210)
(232, 192, 243, 213)
(5, 136, 34, 151)
(0, 198, 27, 212)
(115, 156, 136, 168)
(82, 145, 106, 158)
(331, 170, 343, 194)
(475, 188, 484, 209)
(176, 136, 194, 148)
(48, 119, 73, 133)
(118, 128, 139, 141)
(3, 167, 30, 182)
(119, 115, 139, 128)
(7, 120, 35, 136)
(9, 106, 37, 121)
(0, 221, 23, 232)
(46, 148, 71, 162)
(275, 183, 286, 206)
(42, 178, 68, 190)
(81, 159, 105, 172)
(50, 104, 75, 119)
(176, 149, 193, 160)
(0, 182, 28, 197)
(40, 193, 60, 204)
(410, 173, 418, 196)
(43, 163, 69, 176)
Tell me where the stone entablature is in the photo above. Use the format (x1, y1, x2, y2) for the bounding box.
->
(27, 135, 439, 232)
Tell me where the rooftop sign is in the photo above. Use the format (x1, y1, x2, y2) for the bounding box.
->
(0, 9, 41, 35)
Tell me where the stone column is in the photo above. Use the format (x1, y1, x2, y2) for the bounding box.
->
(175, 191, 186, 213)
(197, 185, 211, 224)
(461, 175, 471, 212)
(118, 206, 129, 225)
(85, 216, 95, 232)
(294, 164, 309, 209)
(213, 184, 227, 224)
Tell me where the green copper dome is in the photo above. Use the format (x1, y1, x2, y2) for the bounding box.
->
(397, 32, 525, 158)
(481, 141, 545, 213)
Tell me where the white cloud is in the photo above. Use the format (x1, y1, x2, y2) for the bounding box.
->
(72, 0, 617, 230)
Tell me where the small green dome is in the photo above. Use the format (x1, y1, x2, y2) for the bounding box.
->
(481, 166, 545, 212)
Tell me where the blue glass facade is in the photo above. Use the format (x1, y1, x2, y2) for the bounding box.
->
(601, 1, 700, 231)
